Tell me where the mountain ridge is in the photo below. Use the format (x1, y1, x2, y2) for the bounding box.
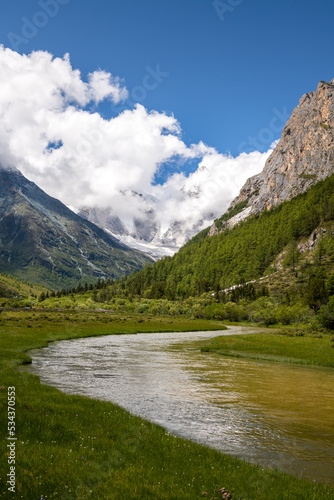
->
(0, 168, 152, 288)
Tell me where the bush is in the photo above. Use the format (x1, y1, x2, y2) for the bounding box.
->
(317, 296, 334, 330)
(224, 301, 247, 322)
(168, 304, 182, 316)
(275, 304, 313, 325)
(136, 303, 149, 314)
(191, 304, 206, 319)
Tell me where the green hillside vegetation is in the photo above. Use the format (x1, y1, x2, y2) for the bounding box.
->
(0, 273, 48, 308)
(30, 174, 334, 335)
(120, 173, 334, 300)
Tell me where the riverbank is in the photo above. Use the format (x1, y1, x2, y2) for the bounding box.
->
(198, 324, 334, 367)
(1, 311, 333, 499)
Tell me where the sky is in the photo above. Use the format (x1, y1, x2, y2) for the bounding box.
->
(0, 0, 333, 237)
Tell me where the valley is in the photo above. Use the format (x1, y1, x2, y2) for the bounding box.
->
(1, 76, 334, 499)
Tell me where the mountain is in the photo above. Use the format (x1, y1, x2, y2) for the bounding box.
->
(78, 182, 215, 260)
(211, 78, 334, 233)
(80, 79, 334, 256)
(118, 172, 334, 300)
(78, 200, 180, 260)
(112, 78, 334, 300)
(0, 168, 152, 289)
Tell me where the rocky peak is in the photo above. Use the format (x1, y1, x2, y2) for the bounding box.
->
(228, 78, 334, 223)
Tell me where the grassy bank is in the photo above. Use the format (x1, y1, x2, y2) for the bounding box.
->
(199, 325, 334, 367)
(1, 311, 333, 499)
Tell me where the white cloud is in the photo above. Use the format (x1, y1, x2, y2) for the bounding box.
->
(152, 149, 271, 236)
(0, 47, 272, 242)
(88, 70, 128, 104)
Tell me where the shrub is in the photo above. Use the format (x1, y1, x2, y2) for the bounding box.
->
(136, 303, 149, 314)
(317, 296, 334, 330)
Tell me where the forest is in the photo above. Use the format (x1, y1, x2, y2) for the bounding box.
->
(30, 173, 334, 330)
(117, 173, 334, 300)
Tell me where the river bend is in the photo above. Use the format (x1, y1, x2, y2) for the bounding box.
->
(27, 326, 334, 484)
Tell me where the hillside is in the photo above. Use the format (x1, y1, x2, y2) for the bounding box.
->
(0, 168, 152, 289)
(0, 272, 47, 307)
(117, 173, 334, 300)
(35, 174, 334, 331)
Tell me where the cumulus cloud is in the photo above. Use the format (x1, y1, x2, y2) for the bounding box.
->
(152, 149, 271, 237)
(0, 47, 272, 241)
(87, 70, 128, 104)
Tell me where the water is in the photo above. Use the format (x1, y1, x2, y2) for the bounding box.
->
(27, 326, 334, 484)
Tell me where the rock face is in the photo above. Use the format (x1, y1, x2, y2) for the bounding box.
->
(229, 78, 334, 220)
(0, 168, 152, 288)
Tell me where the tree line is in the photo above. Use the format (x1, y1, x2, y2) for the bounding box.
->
(117, 173, 334, 300)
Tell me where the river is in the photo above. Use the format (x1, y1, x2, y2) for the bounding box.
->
(27, 326, 334, 484)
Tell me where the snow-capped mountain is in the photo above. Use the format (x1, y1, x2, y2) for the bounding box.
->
(78, 171, 218, 259)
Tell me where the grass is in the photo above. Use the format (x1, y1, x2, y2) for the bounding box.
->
(0, 311, 334, 499)
(199, 326, 334, 367)
(0, 272, 47, 306)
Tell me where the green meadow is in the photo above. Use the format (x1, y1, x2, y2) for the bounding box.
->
(0, 311, 334, 499)
(199, 324, 334, 367)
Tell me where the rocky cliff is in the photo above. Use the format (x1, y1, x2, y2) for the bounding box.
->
(214, 78, 334, 231)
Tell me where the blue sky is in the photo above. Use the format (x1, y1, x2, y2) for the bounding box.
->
(2, 0, 333, 162)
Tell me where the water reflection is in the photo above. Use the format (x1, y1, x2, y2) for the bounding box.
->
(27, 327, 334, 484)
